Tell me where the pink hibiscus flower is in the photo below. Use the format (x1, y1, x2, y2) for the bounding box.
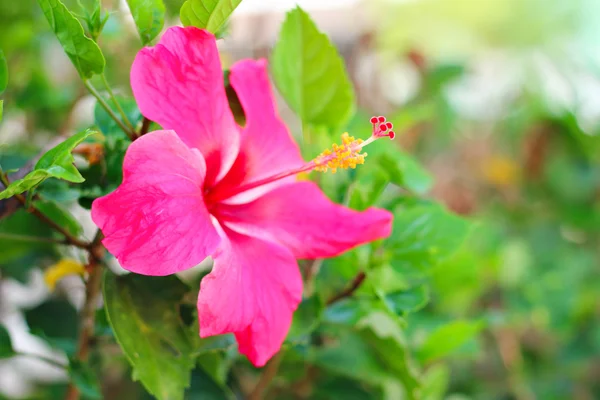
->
(91, 27, 394, 367)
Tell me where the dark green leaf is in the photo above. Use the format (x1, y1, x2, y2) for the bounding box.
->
(37, 0, 105, 78)
(418, 320, 484, 363)
(0, 130, 96, 199)
(125, 0, 166, 45)
(0, 50, 7, 93)
(103, 273, 196, 400)
(0, 210, 54, 267)
(35, 200, 83, 236)
(69, 360, 102, 399)
(26, 299, 79, 342)
(288, 296, 323, 342)
(0, 325, 15, 358)
(387, 203, 470, 274)
(180, 0, 242, 33)
(271, 7, 355, 131)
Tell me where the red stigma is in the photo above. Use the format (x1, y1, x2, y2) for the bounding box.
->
(388, 131, 395, 139)
(370, 116, 378, 124)
(379, 124, 388, 131)
(377, 116, 385, 123)
(386, 122, 393, 129)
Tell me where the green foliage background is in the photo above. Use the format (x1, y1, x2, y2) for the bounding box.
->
(0, 0, 599, 399)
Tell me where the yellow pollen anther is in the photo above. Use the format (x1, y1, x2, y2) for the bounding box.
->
(313, 132, 368, 173)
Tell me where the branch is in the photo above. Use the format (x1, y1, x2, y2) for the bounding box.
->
(100, 74, 134, 132)
(5, 189, 90, 249)
(0, 232, 69, 245)
(83, 80, 136, 141)
(139, 116, 151, 136)
(64, 259, 104, 400)
(248, 351, 284, 400)
(326, 272, 366, 305)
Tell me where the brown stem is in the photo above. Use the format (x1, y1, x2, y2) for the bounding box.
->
(139, 116, 151, 136)
(326, 272, 366, 305)
(64, 261, 104, 400)
(248, 351, 284, 400)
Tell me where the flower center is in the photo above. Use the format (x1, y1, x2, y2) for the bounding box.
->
(207, 116, 395, 203)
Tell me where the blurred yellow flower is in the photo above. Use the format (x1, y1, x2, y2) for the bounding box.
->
(482, 156, 519, 187)
(44, 259, 85, 291)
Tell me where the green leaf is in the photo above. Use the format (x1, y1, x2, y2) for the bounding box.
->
(103, 273, 196, 400)
(0, 100, 3, 122)
(69, 360, 102, 399)
(378, 151, 433, 195)
(288, 296, 323, 342)
(37, 0, 105, 79)
(357, 311, 420, 399)
(35, 200, 83, 236)
(271, 7, 355, 131)
(0, 325, 15, 358)
(180, 0, 242, 33)
(387, 203, 470, 275)
(94, 96, 141, 138)
(0, 210, 55, 276)
(384, 285, 430, 315)
(418, 320, 484, 363)
(315, 311, 420, 399)
(0, 130, 95, 200)
(26, 299, 79, 343)
(421, 364, 450, 400)
(125, 0, 166, 45)
(0, 50, 7, 93)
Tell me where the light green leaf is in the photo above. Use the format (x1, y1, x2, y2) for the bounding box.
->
(358, 311, 421, 399)
(37, 0, 105, 79)
(0, 130, 96, 200)
(180, 0, 242, 33)
(421, 364, 450, 400)
(384, 285, 430, 314)
(271, 7, 355, 130)
(418, 320, 484, 363)
(0, 50, 7, 93)
(0, 100, 3, 123)
(0, 325, 15, 358)
(126, 0, 166, 45)
(103, 273, 196, 400)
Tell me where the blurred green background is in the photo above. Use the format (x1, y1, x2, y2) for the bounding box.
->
(1, 0, 600, 399)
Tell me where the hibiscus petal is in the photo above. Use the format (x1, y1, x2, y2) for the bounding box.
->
(91, 130, 220, 276)
(215, 181, 393, 259)
(131, 27, 239, 185)
(197, 226, 302, 367)
(209, 59, 304, 203)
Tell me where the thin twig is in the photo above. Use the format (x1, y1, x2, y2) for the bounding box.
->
(326, 272, 366, 305)
(64, 261, 104, 400)
(248, 351, 285, 400)
(7, 190, 89, 249)
(139, 116, 151, 136)
(83, 80, 136, 141)
(100, 74, 134, 131)
(15, 352, 68, 369)
(0, 232, 69, 245)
